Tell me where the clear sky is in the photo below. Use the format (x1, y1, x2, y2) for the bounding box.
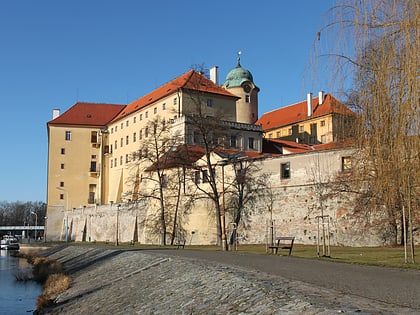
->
(0, 0, 336, 202)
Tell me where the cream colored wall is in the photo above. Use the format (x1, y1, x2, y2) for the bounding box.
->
(227, 86, 258, 124)
(46, 125, 102, 240)
(181, 92, 237, 122)
(106, 90, 238, 203)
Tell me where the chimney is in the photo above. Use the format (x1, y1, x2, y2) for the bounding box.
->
(318, 91, 325, 105)
(307, 93, 313, 117)
(53, 109, 60, 119)
(210, 66, 219, 85)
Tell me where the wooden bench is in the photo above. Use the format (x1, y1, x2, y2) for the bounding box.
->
(175, 239, 186, 249)
(269, 236, 295, 256)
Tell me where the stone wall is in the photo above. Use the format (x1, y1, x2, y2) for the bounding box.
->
(51, 147, 419, 247)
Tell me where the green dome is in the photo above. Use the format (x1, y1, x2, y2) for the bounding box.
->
(224, 64, 254, 88)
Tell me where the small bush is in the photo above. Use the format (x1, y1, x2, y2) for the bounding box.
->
(36, 273, 71, 309)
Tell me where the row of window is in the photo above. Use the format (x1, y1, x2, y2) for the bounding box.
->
(189, 131, 255, 150)
(109, 98, 177, 134)
(267, 120, 326, 139)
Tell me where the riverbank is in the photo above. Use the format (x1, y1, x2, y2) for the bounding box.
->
(32, 245, 420, 314)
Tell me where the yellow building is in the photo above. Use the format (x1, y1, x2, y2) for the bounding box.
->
(257, 92, 355, 144)
(46, 65, 262, 240)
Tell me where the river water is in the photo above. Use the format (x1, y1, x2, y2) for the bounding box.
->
(0, 250, 42, 314)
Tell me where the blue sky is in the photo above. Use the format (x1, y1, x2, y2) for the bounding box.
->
(0, 0, 336, 202)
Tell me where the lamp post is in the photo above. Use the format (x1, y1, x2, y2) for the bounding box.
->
(217, 160, 228, 251)
(115, 204, 121, 246)
(31, 211, 38, 241)
(56, 187, 69, 245)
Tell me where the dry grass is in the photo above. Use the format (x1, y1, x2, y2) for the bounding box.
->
(19, 253, 71, 310)
(37, 273, 71, 309)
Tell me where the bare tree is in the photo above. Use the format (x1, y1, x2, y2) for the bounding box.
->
(181, 66, 234, 250)
(126, 117, 181, 245)
(225, 157, 269, 245)
(320, 0, 419, 258)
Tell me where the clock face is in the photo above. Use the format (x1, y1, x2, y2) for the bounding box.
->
(243, 84, 251, 93)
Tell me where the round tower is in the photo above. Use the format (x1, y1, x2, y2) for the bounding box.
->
(222, 54, 259, 124)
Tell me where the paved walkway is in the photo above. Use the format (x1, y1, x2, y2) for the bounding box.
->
(36, 245, 420, 314)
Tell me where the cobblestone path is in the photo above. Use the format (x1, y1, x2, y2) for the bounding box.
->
(36, 246, 419, 315)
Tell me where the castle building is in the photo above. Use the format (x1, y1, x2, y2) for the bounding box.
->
(46, 57, 359, 245)
(257, 92, 355, 144)
(46, 61, 262, 240)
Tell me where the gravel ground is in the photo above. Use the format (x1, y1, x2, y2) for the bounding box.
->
(35, 245, 420, 315)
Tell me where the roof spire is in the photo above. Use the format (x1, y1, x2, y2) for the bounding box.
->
(237, 50, 242, 67)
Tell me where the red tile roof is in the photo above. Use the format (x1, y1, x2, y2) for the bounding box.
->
(256, 94, 354, 131)
(263, 138, 311, 154)
(48, 102, 125, 127)
(113, 70, 238, 122)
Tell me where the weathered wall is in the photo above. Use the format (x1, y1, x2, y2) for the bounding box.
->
(55, 148, 419, 247)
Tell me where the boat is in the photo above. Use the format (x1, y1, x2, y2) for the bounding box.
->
(0, 235, 20, 250)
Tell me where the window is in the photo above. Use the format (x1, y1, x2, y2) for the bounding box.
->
(90, 161, 97, 172)
(114, 140, 117, 150)
(276, 131, 281, 138)
(60, 163, 65, 169)
(126, 136, 129, 145)
(114, 158, 117, 166)
(321, 135, 326, 143)
(121, 123, 124, 129)
(248, 137, 254, 149)
(161, 174, 168, 188)
(194, 170, 201, 184)
(230, 135, 237, 148)
(192, 130, 199, 144)
(245, 95, 250, 103)
(126, 120, 129, 127)
(61, 148, 65, 155)
(268, 133, 273, 139)
(145, 111, 148, 118)
(120, 156, 123, 165)
(154, 107, 157, 114)
(111, 160, 113, 168)
(321, 120, 326, 127)
(145, 127, 149, 138)
(60, 181, 64, 187)
(65, 131, 71, 141)
(140, 114, 143, 121)
(60, 194, 64, 200)
(91, 131, 98, 143)
(120, 138, 123, 147)
(342, 156, 352, 172)
(207, 99, 213, 107)
(133, 132, 137, 142)
(133, 117, 137, 123)
(115, 125, 118, 132)
(162, 120, 166, 130)
(162, 103, 166, 110)
(88, 184, 96, 204)
(139, 129, 143, 140)
(299, 125, 304, 132)
(126, 154, 129, 163)
(202, 170, 208, 183)
(111, 127, 114, 134)
(173, 97, 177, 105)
(281, 162, 290, 179)
(288, 128, 292, 135)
